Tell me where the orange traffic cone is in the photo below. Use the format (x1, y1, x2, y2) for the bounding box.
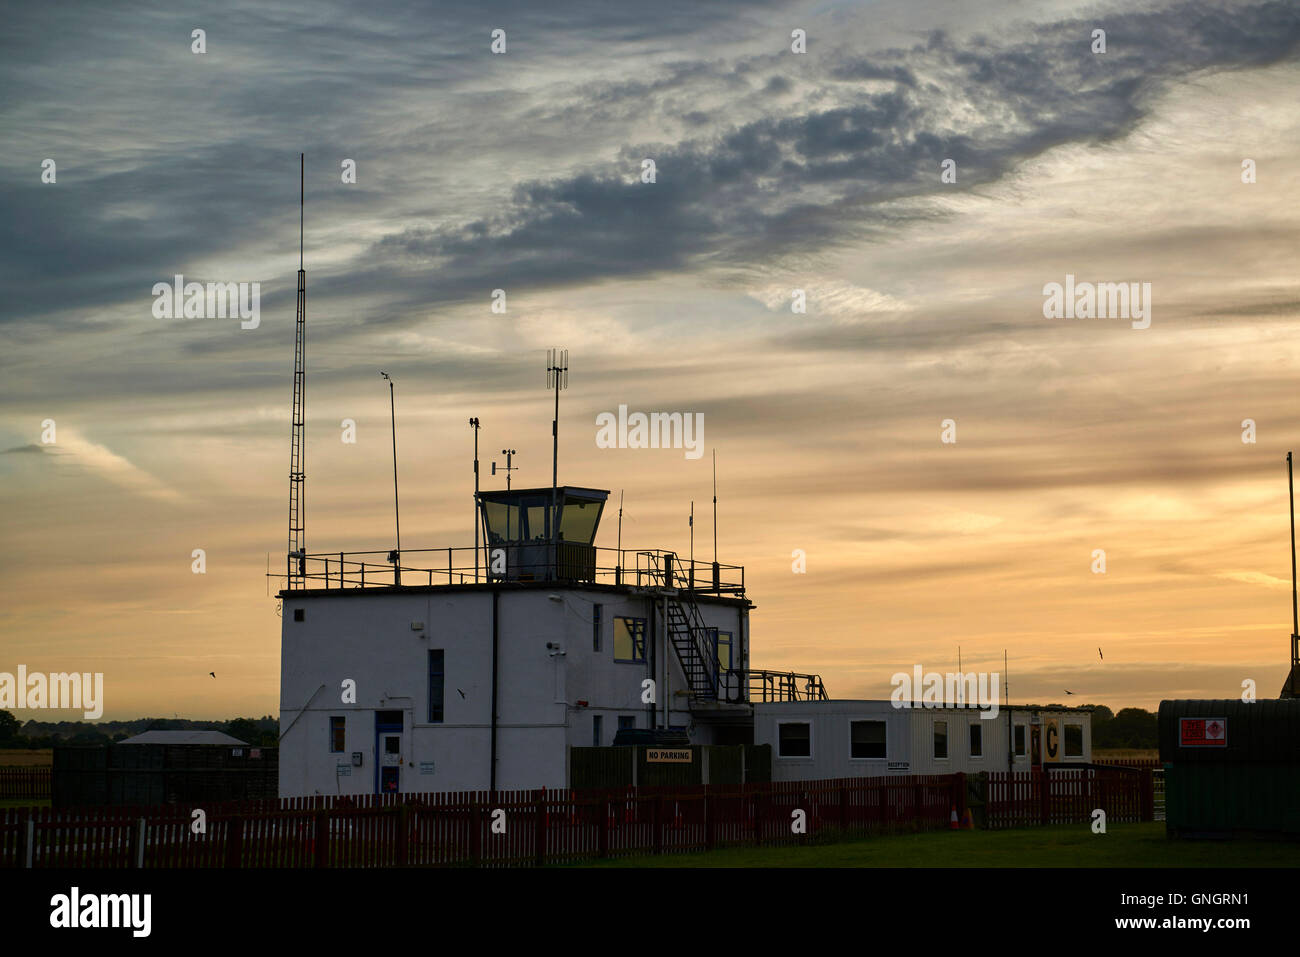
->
(949, 805, 959, 830)
(961, 808, 974, 830)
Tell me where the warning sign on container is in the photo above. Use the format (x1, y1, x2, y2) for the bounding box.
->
(646, 748, 692, 763)
(1179, 717, 1227, 747)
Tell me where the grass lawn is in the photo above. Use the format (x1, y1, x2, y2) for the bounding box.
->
(576, 823, 1295, 867)
(0, 799, 50, 809)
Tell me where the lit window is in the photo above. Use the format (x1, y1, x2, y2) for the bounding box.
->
(613, 617, 646, 662)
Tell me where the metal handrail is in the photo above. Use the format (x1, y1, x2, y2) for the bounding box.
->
(274, 544, 746, 596)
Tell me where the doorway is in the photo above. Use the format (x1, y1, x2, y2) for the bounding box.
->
(375, 710, 404, 794)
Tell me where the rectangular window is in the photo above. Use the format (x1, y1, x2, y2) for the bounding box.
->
(850, 720, 886, 759)
(933, 721, 948, 760)
(714, 629, 733, 672)
(778, 722, 811, 758)
(969, 723, 982, 758)
(329, 716, 345, 753)
(613, 616, 647, 662)
(428, 650, 444, 723)
(593, 714, 603, 747)
(1014, 725, 1026, 756)
(617, 715, 636, 732)
(1065, 723, 1083, 757)
(593, 603, 602, 652)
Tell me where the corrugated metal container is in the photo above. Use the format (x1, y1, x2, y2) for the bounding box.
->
(1158, 698, 1300, 837)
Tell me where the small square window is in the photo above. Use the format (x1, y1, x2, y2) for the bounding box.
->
(293, 608, 305, 622)
(778, 722, 811, 758)
(613, 617, 647, 662)
(850, 720, 886, 759)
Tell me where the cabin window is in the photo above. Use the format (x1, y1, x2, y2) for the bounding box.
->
(1014, 725, 1026, 756)
(618, 715, 636, 732)
(778, 722, 811, 758)
(593, 603, 602, 652)
(428, 650, 445, 723)
(1065, 723, 1084, 757)
(293, 608, 305, 622)
(850, 720, 886, 759)
(969, 723, 982, 758)
(613, 616, 647, 662)
(329, 716, 345, 753)
(933, 721, 948, 759)
(592, 714, 603, 747)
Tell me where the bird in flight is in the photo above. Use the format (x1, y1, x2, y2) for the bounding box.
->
(1064, 689, 1075, 695)
(1098, 648, 1103, 660)
(209, 672, 216, 678)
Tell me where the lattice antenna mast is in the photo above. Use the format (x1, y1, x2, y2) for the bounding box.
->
(547, 349, 568, 557)
(287, 153, 307, 588)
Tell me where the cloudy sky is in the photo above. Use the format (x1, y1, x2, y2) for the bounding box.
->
(2, 0, 1299, 720)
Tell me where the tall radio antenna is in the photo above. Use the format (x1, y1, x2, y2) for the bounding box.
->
(286, 153, 306, 588)
(547, 348, 568, 565)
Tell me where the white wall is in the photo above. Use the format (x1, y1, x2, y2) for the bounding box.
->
(279, 585, 750, 796)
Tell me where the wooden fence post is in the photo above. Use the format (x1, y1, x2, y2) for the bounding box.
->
(313, 808, 329, 868)
(224, 816, 243, 868)
(1039, 770, 1051, 826)
(652, 795, 663, 855)
(397, 803, 409, 866)
(703, 794, 714, 851)
(598, 799, 609, 859)
(1141, 769, 1154, 822)
(470, 801, 481, 867)
(535, 793, 547, 867)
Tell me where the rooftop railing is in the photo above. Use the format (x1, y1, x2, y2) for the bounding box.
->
(278, 545, 745, 597)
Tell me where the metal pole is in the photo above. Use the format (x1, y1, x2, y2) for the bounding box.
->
(471, 418, 480, 582)
(1290, 452, 1298, 689)
(384, 375, 401, 585)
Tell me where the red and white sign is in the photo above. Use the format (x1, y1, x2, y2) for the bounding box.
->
(1179, 717, 1227, 747)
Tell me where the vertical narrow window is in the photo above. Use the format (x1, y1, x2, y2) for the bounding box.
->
(969, 722, 982, 758)
(428, 649, 444, 723)
(933, 720, 948, 759)
(593, 603, 602, 652)
(714, 630, 733, 673)
(1014, 725, 1026, 756)
(592, 714, 603, 747)
(329, 716, 345, 753)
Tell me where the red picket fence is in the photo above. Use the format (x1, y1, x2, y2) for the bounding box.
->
(0, 775, 962, 868)
(1, 769, 1152, 867)
(0, 768, 50, 800)
(985, 767, 1150, 829)
(1092, 757, 1162, 770)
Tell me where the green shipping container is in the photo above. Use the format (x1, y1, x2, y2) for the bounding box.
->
(1158, 699, 1300, 838)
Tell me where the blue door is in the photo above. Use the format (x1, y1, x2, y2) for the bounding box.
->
(374, 710, 404, 794)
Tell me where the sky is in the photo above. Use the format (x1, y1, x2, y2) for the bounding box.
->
(2, 0, 1299, 720)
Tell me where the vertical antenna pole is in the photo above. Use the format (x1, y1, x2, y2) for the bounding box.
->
(711, 449, 719, 592)
(287, 153, 307, 588)
(382, 374, 401, 585)
(616, 489, 624, 585)
(689, 500, 694, 587)
(471, 418, 481, 583)
(1290, 452, 1298, 692)
(546, 349, 568, 578)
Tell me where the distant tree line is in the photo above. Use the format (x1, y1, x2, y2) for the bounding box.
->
(1021, 704, 1157, 749)
(0, 712, 279, 748)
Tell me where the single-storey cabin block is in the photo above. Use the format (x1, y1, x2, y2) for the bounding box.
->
(755, 701, 1091, 779)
